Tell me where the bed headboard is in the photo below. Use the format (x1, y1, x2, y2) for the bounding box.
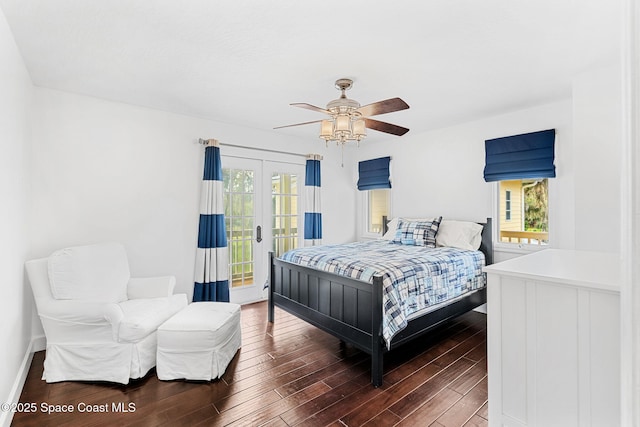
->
(479, 217, 493, 266)
(381, 216, 493, 266)
(382, 215, 389, 235)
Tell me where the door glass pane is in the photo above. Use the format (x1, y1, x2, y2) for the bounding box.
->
(244, 171, 254, 193)
(223, 168, 255, 288)
(223, 193, 230, 216)
(272, 172, 299, 257)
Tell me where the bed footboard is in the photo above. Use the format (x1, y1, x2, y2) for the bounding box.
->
(269, 252, 386, 386)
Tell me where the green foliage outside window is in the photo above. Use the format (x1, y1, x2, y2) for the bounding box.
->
(523, 179, 548, 232)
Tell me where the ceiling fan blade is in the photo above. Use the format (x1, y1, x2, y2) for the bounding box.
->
(291, 103, 330, 114)
(364, 118, 410, 136)
(356, 97, 410, 117)
(274, 119, 323, 130)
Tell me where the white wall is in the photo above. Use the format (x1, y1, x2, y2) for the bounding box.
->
(352, 64, 623, 260)
(573, 65, 622, 253)
(0, 8, 33, 425)
(352, 99, 575, 257)
(29, 88, 355, 306)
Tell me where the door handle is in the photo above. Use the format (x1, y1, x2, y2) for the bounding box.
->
(256, 225, 262, 243)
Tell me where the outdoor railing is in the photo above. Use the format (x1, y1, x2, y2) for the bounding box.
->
(499, 230, 549, 245)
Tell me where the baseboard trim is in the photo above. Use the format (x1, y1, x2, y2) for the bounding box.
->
(0, 339, 36, 427)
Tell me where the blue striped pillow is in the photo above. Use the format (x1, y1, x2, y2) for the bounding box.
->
(392, 217, 442, 247)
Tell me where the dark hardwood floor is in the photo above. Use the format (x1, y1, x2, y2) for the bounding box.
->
(12, 301, 488, 427)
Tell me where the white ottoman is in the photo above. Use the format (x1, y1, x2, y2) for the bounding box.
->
(156, 302, 241, 381)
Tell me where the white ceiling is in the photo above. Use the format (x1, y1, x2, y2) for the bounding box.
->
(0, 0, 622, 143)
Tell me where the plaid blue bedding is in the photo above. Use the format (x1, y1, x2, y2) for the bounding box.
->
(279, 240, 486, 347)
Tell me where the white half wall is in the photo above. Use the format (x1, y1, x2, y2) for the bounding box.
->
(0, 7, 33, 426)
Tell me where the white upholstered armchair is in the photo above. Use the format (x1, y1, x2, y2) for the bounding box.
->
(25, 242, 187, 384)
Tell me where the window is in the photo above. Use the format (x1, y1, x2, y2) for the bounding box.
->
(367, 189, 390, 234)
(498, 178, 549, 245)
(484, 129, 555, 247)
(357, 157, 392, 236)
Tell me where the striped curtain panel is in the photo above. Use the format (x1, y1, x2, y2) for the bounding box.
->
(193, 140, 230, 302)
(304, 154, 322, 246)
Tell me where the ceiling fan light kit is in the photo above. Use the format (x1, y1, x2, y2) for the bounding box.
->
(275, 78, 410, 148)
(319, 79, 365, 146)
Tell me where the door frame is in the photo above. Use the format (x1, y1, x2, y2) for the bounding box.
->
(221, 154, 306, 305)
(221, 156, 264, 305)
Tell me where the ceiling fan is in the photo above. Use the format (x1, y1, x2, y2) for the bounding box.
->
(274, 78, 410, 145)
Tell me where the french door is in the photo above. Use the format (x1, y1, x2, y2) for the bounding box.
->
(222, 156, 304, 304)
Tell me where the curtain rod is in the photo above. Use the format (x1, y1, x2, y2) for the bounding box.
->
(198, 138, 321, 159)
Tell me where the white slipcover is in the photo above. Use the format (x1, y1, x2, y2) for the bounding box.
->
(26, 243, 188, 384)
(48, 242, 130, 302)
(157, 302, 241, 381)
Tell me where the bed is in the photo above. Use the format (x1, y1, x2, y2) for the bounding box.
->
(268, 217, 493, 387)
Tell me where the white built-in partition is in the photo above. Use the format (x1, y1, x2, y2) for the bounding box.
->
(484, 249, 620, 426)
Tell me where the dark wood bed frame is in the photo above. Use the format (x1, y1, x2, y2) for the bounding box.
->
(268, 218, 493, 387)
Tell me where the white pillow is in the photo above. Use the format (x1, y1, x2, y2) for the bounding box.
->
(381, 218, 399, 240)
(48, 242, 130, 302)
(436, 220, 484, 250)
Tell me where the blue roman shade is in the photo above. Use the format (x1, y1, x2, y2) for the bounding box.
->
(357, 156, 391, 191)
(483, 129, 556, 182)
